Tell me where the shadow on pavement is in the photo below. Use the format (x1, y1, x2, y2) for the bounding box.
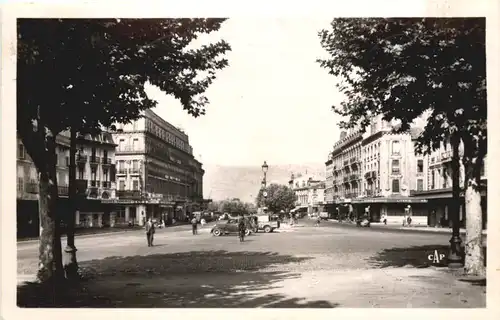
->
(368, 245, 451, 268)
(18, 250, 339, 308)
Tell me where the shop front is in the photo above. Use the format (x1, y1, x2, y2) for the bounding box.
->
(352, 196, 428, 225)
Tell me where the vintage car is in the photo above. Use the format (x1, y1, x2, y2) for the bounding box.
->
(210, 218, 253, 237)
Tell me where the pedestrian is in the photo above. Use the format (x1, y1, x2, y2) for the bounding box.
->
(238, 215, 246, 242)
(145, 217, 155, 247)
(314, 215, 321, 227)
(191, 216, 198, 235)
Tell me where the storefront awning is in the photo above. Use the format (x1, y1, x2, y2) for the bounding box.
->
(351, 196, 428, 204)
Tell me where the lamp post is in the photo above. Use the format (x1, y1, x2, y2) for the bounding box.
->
(261, 161, 268, 188)
(261, 161, 269, 207)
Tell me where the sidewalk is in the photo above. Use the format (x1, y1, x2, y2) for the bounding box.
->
(327, 219, 488, 236)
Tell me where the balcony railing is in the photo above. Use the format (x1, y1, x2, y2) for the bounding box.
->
(117, 146, 145, 153)
(89, 156, 100, 164)
(90, 180, 100, 187)
(130, 167, 141, 174)
(345, 192, 358, 199)
(343, 160, 349, 167)
(441, 151, 452, 162)
(101, 157, 112, 165)
(117, 168, 127, 174)
(102, 181, 111, 188)
(76, 154, 87, 163)
(25, 183, 70, 195)
(366, 189, 375, 197)
(343, 176, 349, 182)
(350, 174, 359, 181)
(117, 190, 142, 199)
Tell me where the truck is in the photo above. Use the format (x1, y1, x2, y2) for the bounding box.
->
(255, 207, 280, 233)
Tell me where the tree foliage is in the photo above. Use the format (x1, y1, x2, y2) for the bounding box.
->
(17, 18, 231, 282)
(256, 184, 296, 214)
(317, 18, 486, 158)
(207, 199, 256, 215)
(317, 18, 486, 276)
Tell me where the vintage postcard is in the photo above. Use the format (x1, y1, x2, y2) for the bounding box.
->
(1, 0, 498, 319)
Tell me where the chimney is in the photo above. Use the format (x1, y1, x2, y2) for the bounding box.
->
(340, 131, 347, 140)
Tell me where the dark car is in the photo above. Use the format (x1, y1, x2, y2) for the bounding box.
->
(211, 218, 252, 237)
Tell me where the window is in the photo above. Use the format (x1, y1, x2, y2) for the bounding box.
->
(392, 140, 400, 155)
(103, 150, 108, 162)
(119, 180, 126, 190)
(91, 147, 96, 158)
(132, 180, 139, 190)
(442, 168, 448, 188)
(119, 139, 125, 150)
(103, 168, 109, 181)
(133, 121, 138, 131)
(18, 177, 24, 192)
(392, 179, 400, 193)
(417, 159, 424, 173)
(391, 159, 400, 175)
(132, 160, 139, 171)
(417, 179, 424, 191)
(133, 138, 138, 150)
(431, 170, 435, 189)
(18, 143, 25, 159)
(91, 167, 97, 182)
(78, 167, 84, 179)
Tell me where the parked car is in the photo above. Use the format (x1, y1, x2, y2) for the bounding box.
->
(210, 218, 253, 237)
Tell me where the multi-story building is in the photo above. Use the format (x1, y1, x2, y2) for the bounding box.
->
(289, 173, 325, 216)
(323, 129, 363, 218)
(110, 109, 205, 226)
(411, 138, 487, 229)
(352, 116, 429, 224)
(17, 130, 118, 238)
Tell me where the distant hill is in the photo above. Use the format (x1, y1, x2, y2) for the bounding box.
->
(202, 163, 325, 203)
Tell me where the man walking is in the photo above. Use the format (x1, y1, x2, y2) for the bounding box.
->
(191, 216, 198, 235)
(145, 217, 155, 247)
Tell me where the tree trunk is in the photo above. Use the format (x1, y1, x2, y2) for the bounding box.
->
(63, 127, 78, 279)
(464, 162, 485, 276)
(36, 138, 64, 283)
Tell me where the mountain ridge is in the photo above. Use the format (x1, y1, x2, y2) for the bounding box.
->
(202, 163, 325, 203)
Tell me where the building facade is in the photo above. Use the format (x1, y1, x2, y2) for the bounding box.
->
(17, 131, 118, 238)
(411, 139, 487, 229)
(110, 109, 205, 226)
(324, 116, 429, 224)
(289, 173, 325, 216)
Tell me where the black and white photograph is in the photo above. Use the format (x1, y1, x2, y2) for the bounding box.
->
(1, 0, 499, 317)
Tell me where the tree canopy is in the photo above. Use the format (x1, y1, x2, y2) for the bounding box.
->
(256, 184, 296, 214)
(17, 18, 231, 282)
(317, 18, 486, 158)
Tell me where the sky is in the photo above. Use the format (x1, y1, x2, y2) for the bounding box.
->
(145, 18, 346, 167)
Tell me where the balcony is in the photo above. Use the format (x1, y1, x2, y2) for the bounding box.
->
(117, 190, 142, 199)
(350, 174, 359, 181)
(345, 192, 358, 199)
(25, 183, 69, 195)
(101, 157, 112, 165)
(76, 154, 87, 164)
(366, 189, 375, 197)
(117, 146, 145, 154)
(343, 176, 349, 182)
(90, 180, 100, 187)
(441, 151, 452, 162)
(89, 156, 100, 165)
(117, 168, 128, 175)
(102, 181, 111, 188)
(130, 167, 141, 174)
(343, 160, 349, 167)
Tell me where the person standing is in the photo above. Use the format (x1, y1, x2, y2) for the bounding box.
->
(238, 215, 246, 242)
(145, 217, 155, 247)
(191, 216, 198, 235)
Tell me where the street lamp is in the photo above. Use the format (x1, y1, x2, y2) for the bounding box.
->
(261, 161, 268, 188)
